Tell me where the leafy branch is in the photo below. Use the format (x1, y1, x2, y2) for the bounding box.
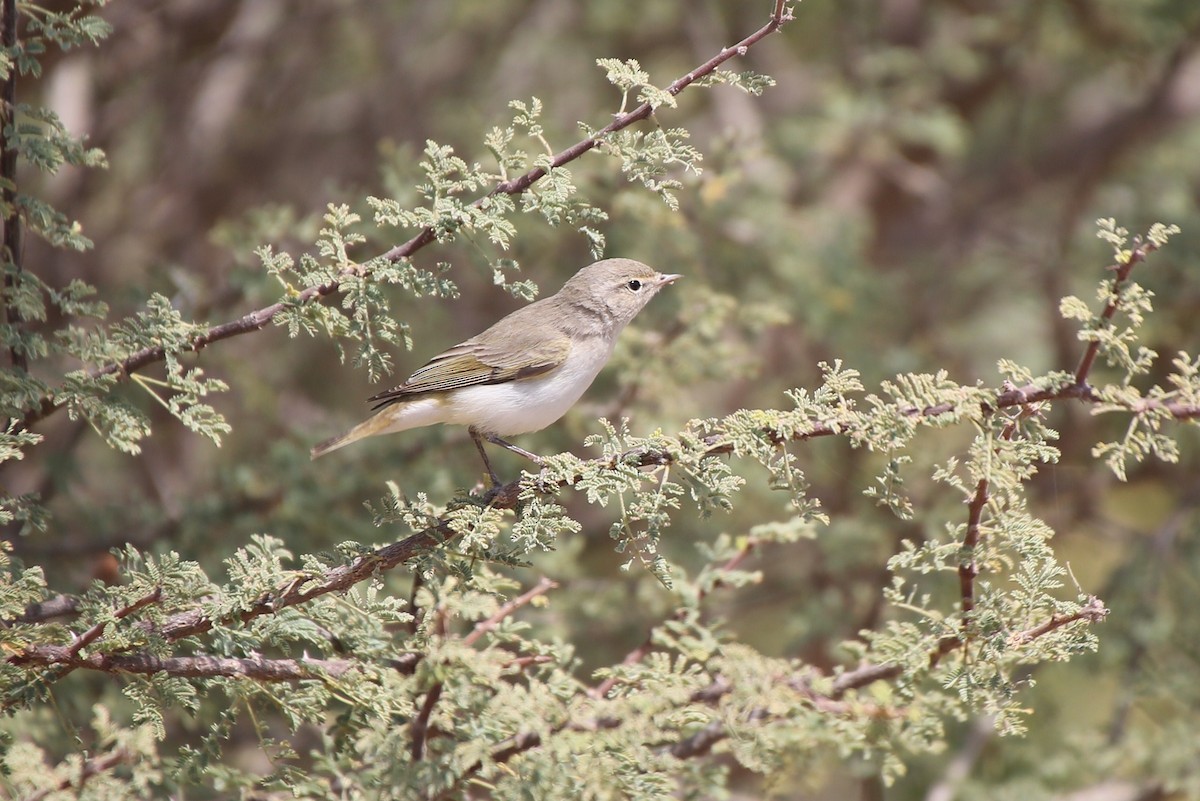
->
(15, 0, 796, 434)
(8, 220, 1191, 684)
(20, 747, 134, 801)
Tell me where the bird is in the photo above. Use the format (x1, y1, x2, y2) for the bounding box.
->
(311, 258, 681, 483)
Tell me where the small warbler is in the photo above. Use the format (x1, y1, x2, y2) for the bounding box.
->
(311, 258, 680, 482)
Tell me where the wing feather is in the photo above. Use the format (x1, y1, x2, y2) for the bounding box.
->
(368, 305, 571, 409)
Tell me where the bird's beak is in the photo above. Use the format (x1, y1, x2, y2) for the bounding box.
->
(657, 273, 683, 286)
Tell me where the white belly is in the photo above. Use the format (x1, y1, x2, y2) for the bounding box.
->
(441, 337, 614, 435)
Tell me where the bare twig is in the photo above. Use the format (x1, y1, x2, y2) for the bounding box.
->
(501, 654, 553, 671)
(669, 720, 730, 758)
(830, 661, 904, 696)
(17, 0, 794, 433)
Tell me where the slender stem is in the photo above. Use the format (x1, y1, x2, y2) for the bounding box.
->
(67, 586, 162, 656)
(1009, 596, 1109, 646)
(463, 576, 557, 646)
(409, 682, 443, 761)
(1073, 240, 1160, 385)
(959, 479, 988, 619)
(411, 577, 556, 760)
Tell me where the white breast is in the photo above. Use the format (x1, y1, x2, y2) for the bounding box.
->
(441, 336, 615, 436)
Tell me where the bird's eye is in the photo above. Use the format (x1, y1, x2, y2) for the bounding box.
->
(626, 279, 643, 291)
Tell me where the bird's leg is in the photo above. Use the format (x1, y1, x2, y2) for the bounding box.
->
(469, 426, 501, 487)
(485, 433, 545, 467)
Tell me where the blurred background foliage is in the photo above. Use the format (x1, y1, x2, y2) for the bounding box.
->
(5, 0, 1200, 798)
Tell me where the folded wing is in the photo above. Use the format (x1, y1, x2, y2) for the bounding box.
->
(368, 324, 571, 410)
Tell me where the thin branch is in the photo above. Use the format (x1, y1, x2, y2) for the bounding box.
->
(488, 730, 545, 767)
(830, 662, 903, 696)
(501, 654, 553, 671)
(667, 597, 1107, 759)
(1009, 595, 1109, 646)
(143, 521, 457, 645)
(833, 599, 1110, 698)
(20, 747, 133, 801)
(593, 377, 1196, 480)
(409, 682, 443, 761)
(588, 629, 662, 702)
(1074, 239, 1163, 385)
(464, 576, 557, 646)
(669, 720, 730, 759)
(958, 478, 988, 622)
(17, 0, 794, 433)
(67, 586, 162, 657)
(0, 522, 456, 704)
(938, 411, 1034, 658)
(8, 647, 360, 681)
(936, 470, 999, 658)
(411, 576, 557, 761)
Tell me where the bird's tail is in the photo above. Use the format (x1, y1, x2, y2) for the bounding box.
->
(310, 412, 397, 460)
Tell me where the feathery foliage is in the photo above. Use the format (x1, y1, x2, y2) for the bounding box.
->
(3, 1, 1200, 799)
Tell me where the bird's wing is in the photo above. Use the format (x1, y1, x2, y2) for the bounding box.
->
(367, 311, 571, 409)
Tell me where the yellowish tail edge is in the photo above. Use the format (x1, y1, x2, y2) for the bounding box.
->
(310, 413, 392, 460)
